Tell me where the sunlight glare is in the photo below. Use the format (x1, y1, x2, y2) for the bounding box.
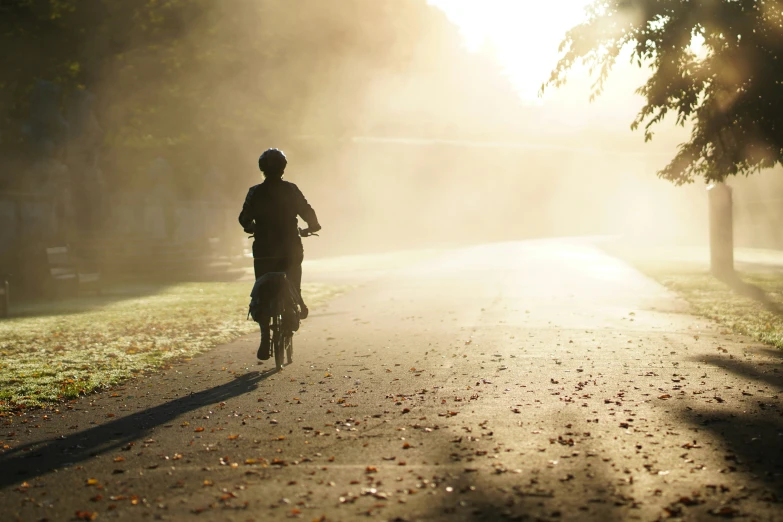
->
(428, 0, 593, 102)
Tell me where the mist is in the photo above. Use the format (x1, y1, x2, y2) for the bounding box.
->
(2, 0, 782, 286)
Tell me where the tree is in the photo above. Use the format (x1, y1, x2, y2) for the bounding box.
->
(545, 0, 783, 185)
(0, 0, 524, 195)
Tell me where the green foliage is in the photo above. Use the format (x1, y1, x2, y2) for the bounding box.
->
(546, 0, 783, 185)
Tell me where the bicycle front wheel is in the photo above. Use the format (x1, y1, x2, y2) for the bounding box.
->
(285, 335, 293, 365)
(273, 315, 285, 370)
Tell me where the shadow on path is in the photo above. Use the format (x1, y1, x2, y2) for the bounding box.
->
(402, 413, 627, 522)
(718, 271, 783, 315)
(698, 351, 783, 390)
(683, 353, 783, 501)
(0, 370, 277, 489)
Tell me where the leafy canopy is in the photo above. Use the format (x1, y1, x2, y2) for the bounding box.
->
(546, 0, 783, 185)
(0, 0, 523, 195)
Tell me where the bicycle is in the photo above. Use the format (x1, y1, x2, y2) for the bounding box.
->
(252, 271, 300, 370)
(250, 227, 318, 371)
(269, 283, 295, 371)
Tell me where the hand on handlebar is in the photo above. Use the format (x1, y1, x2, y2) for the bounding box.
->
(299, 226, 320, 238)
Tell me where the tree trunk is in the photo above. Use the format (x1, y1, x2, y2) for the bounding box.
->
(708, 182, 734, 277)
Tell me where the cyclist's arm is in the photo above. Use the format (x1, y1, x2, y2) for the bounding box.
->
(294, 186, 321, 232)
(238, 187, 257, 234)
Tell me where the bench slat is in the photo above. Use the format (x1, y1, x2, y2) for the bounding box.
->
(46, 246, 101, 295)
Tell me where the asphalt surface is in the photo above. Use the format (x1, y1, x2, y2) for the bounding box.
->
(2, 239, 783, 522)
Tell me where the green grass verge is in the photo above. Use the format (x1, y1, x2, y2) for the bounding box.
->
(608, 244, 783, 351)
(0, 282, 342, 410)
(645, 270, 783, 349)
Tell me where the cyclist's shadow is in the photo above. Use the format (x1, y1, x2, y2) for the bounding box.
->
(0, 370, 274, 489)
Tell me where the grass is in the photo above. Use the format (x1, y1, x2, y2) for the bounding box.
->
(607, 243, 783, 351)
(648, 270, 783, 349)
(0, 281, 342, 410)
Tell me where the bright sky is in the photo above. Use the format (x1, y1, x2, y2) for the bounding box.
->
(426, 0, 685, 139)
(428, 0, 594, 102)
(427, 0, 689, 149)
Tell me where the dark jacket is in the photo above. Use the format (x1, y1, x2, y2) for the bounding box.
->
(239, 177, 319, 258)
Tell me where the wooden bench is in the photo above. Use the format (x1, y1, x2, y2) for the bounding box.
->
(46, 246, 101, 296)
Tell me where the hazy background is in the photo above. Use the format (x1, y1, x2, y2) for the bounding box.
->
(2, 0, 782, 265)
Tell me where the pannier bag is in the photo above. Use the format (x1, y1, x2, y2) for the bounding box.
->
(248, 272, 301, 333)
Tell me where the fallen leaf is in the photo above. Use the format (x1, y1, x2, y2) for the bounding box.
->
(711, 506, 740, 517)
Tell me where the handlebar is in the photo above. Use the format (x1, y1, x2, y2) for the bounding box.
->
(246, 228, 320, 239)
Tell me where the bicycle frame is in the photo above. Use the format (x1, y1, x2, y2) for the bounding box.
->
(270, 308, 293, 371)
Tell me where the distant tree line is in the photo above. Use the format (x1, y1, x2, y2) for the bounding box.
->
(0, 0, 522, 196)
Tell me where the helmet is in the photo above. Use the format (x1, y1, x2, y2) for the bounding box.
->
(258, 148, 287, 175)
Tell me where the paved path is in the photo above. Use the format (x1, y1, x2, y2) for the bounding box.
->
(2, 239, 782, 521)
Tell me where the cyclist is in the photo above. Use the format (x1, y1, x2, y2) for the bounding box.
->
(239, 148, 321, 358)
